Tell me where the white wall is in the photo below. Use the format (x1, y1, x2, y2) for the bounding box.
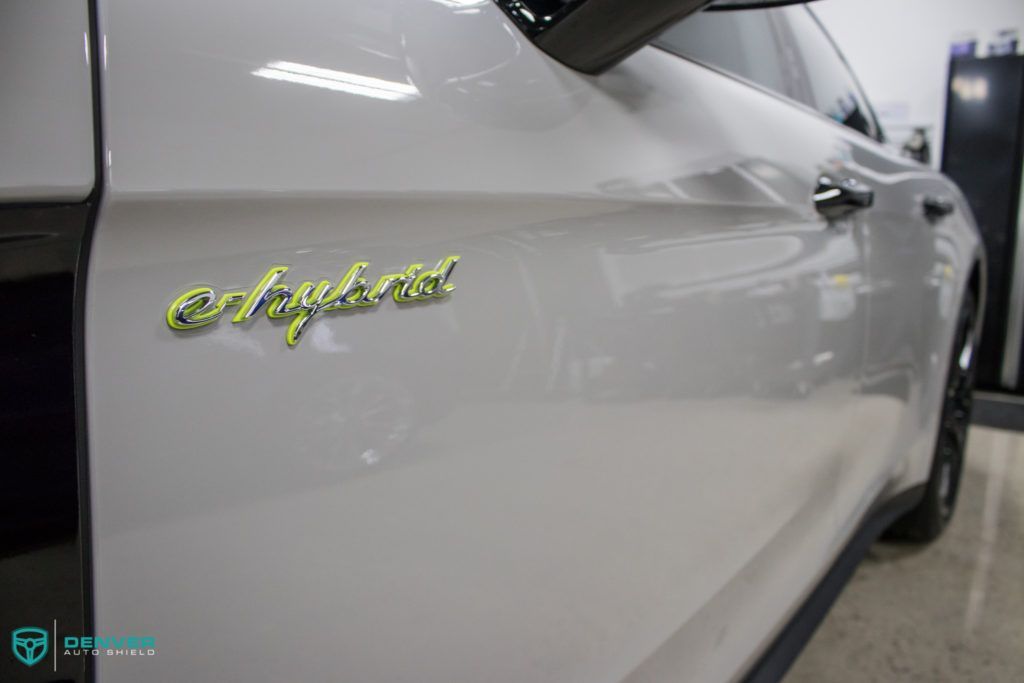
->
(813, 0, 1024, 166)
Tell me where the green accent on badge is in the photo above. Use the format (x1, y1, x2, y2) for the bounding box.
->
(165, 256, 460, 347)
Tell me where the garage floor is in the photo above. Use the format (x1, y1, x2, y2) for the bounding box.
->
(786, 425, 1024, 682)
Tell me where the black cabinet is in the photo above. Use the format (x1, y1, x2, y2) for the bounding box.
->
(941, 54, 1024, 390)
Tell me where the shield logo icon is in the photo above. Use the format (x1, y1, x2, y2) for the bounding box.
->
(11, 627, 49, 667)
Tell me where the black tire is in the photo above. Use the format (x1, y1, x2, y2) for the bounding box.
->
(885, 291, 977, 543)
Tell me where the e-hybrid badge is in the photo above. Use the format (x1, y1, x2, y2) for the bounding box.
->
(166, 256, 459, 346)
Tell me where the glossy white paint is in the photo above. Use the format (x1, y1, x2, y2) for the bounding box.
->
(86, 0, 981, 681)
(0, 0, 94, 201)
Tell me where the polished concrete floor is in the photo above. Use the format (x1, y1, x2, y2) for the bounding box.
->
(787, 425, 1024, 682)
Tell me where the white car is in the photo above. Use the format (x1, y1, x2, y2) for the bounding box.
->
(1, 0, 983, 681)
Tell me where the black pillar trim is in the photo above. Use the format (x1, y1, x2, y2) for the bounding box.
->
(0, 202, 94, 683)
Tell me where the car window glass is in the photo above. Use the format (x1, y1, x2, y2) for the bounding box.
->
(776, 7, 880, 140)
(655, 9, 793, 100)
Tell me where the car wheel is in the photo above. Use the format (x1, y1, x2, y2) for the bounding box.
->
(886, 290, 977, 542)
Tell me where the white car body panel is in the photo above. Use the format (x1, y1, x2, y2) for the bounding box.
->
(82, 1, 980, 681)
(0, 0, 94, 201)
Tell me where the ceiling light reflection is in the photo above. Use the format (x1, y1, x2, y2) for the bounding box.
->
(429, 0, 488, 6)
(252, 61, 419, 101)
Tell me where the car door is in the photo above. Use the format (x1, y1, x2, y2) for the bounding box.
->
(772, 6, 954, 535)
(86, 1, 867, 682)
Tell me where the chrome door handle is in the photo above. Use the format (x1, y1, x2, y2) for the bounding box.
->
(923, 194, 954, 220)
(813, 175, 874, 220)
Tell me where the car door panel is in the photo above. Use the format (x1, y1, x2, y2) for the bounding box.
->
(839, 143, 978, 523)
(768, 5, 980, 534)
(86, 1, 936, 681)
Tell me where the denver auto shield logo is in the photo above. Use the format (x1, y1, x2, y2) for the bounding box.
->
(11, 627, 48, 667)
(10, 623, 157, 671)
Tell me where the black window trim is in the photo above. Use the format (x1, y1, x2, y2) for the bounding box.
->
(801, 6, 886, 143)
(651, 6, 887, 146)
